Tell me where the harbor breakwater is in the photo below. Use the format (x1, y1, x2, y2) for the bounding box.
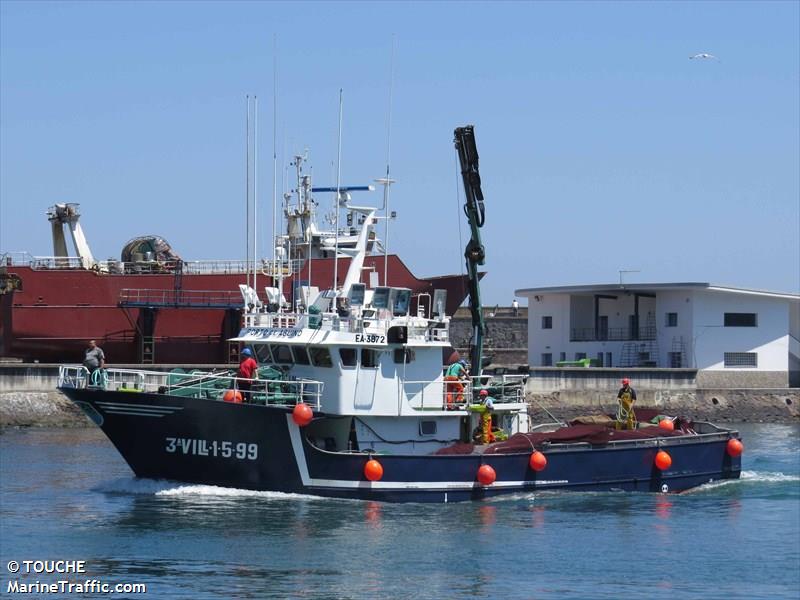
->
(1, 363, 797, 427)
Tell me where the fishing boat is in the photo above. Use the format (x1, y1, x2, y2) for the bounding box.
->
(57, 126, 743, 502)
(0, 158, 472, 365)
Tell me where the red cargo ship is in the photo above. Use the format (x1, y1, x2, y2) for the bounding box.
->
(1, 177, 471, 365)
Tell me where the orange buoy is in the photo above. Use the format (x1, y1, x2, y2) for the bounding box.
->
(658, 419, 675, 432)
(364, 459, 384, 482)
(292, 403, 313, 426)
(477, 464, 496, 486)
(655, 450, 672, 471)
(726, 438, 744, 457)
(223, 389, 243, 403)
(529, 451, 547, 472)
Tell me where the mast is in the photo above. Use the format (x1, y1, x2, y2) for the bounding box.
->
(453, 125, 486, 378)
(246, 95, 251, 288)
(253, 96, 258, 294)
(333, 89, 343, 293)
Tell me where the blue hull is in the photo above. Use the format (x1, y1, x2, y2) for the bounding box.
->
(61, 388, 742, 503)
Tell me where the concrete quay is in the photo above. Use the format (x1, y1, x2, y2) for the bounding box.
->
(3, 363, 799, 428)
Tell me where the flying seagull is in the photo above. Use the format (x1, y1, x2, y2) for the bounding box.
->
(689, 53, 718, 60)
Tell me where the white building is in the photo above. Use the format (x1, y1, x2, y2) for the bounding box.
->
(515, 283, 800, 388)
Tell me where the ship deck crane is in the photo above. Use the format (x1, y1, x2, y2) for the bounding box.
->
(453, 125, 487, 378)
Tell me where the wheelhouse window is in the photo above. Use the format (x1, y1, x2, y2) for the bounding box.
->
(272, 345, 294, 364)
(541, 316, 553, 329)
(339, 348, 357, 367)
(394, 348, 415, 364)
(665, 312, 678, 327)
(724, 313, 757, 327)
(294, 347, 311, 365)
(255, 345, 272, 363)
(361, 349, 380, 368)
(541, 353, 552, 366)
(308, 346, 332, 368)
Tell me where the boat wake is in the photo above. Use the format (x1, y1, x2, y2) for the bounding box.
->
(682, 470, 800, 495)
(93, 477, 323, 501)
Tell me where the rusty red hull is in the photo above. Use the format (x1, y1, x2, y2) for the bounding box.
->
(1, 254, 470, 364)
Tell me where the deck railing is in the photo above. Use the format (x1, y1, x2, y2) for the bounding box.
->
(58, 365, 323, 409)
(242, 310, 450, 342)
(403, 374, 527, 411)
(570, 326, 657, 342)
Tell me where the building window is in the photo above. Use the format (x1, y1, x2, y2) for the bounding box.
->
(596, 352, 604, 367)
(541, 353, 552, 366)
(724, 352, 757, 367)
(559, 352, 566, 362)
(605, 352, 612, 367)
(668, 351, 682, 368)
(665, 312, 678, 327)
(541, 316, 553, 329)
(574, 352, 586, 360)
(724, 313, 757, 327)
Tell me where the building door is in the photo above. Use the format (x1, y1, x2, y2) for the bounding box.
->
(598, 316, 608, 340)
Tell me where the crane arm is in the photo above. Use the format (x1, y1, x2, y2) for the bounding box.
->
(453, 125, 486, 378)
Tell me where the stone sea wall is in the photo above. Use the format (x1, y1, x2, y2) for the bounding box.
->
(527, 388, 800, 424)
(0, 391, 89, 427)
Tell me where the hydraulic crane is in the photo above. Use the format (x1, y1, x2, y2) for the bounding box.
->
(453, 125, 486, 378)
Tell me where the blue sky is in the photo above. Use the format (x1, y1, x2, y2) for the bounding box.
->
(1, 0, 798, 304)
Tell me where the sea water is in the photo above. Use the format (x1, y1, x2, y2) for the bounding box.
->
(1, 423, 798, 600)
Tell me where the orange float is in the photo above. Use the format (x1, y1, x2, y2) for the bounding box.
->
(726, 438, 744, 457)
(477, 464, 496, 486)
(658, 419, 675, 431)
(654, 450, 672, 470)
(292, 403, 313, 426)
(222, 390, 243, 403)
(364, 459, 384, 482)
(529, 451, 547, 472)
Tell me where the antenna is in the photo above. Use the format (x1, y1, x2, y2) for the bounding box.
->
(245, 95, 251, 288)
(333, 89, 343, 294)
(272, 34, 278, 272)
(383, 35, 396, 286)
(253, 96, 258, 295)
(619, 269, 640, 285)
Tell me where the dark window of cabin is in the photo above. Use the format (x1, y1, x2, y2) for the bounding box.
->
(255, 345, 272, 363)
(308, 347, 332, 368)
(294, 347, 311, 365)
(419, 421, 437, 435)
(272, 345, 294, 364)
(339, 348, 357, 367)
(542, 316, 553, 329)
(394, 348, 415, 364)
(361, 349, 380, 368)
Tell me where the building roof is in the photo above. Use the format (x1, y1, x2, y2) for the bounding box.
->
(515, 282, 800, 301)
